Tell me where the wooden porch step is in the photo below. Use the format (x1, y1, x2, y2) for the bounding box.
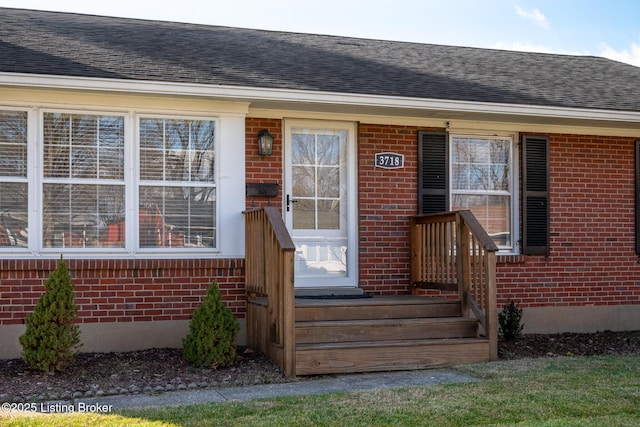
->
(295, 338, 491, 375)
(295, 296, 461, 322)
(295, 317, 479, 344)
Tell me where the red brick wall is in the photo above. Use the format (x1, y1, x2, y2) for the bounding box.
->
(245, 118, 283, 209)
(358, 124, 422, 295)
(0, 259, 244, 325)
(0, 117, 285, 328)
(3, 121, 638, 328)
(498, 134, 640, 308)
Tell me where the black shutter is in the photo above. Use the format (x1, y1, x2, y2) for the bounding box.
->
(418, 131, 449, 213)
(635, 141, 640, 255)
(522, 135, 549, 255)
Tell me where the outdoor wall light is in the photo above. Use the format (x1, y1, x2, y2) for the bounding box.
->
(257, 129, 274, 156)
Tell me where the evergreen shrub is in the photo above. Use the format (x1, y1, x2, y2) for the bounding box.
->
(498, 300, 525, 342)
(183, 281, 239, 368)
(19, 257, 81, 373)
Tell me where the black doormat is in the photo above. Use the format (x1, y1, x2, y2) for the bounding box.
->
(296, 293, 372, 300)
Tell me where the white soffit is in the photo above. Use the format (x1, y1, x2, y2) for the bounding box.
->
(2, 72, 640, 130)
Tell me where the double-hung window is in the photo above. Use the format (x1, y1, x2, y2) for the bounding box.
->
(419, 131, 517, 253)
(0, 108, 222, 256)
(0, 110, 28, 248)
(42, 112, 126, 249)
(138, 117, 216, 249)
(450, 135, 513, 249)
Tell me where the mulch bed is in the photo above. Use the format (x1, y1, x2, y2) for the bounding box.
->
(1, 331, 639, 403)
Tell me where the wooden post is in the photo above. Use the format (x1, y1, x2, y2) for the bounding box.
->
(485, 250, 498, 360)
(457, 214, 472, 318)
(409, 216, 421, 295)
(281, 250, 296, 377)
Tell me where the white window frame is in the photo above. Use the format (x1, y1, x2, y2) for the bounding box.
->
(0, 108, 30, 253)
(449, 133, 520, 254)
(134, 114, 219, 254)
(37, 109, 128, 255)
(0, 105, 246, 259)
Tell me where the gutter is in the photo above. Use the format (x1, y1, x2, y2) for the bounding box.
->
(1, 72, 640, 124)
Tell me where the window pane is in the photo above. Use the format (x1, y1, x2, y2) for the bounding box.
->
(0, 182, 28, 247)
(293, 166, 314, 197)
(451, 135, 512, 249)
(490, 140, 510, 191)
(292, 133, 315, 165)
(452, 194, 511, 247)
(42, 184, 125, 248)
(318, 166, 339, 198)
(0, 112, 28, 246)
(452, 137, 510, 191)
(292, 199, 315, 230)
(139, 119, 164, 180)
(317, 133, 341, 166)
(43, 113, 124, 179)
(452, 164, 469, 190)
(0, 111, 27, 177)
(139, 118, 215, 183)
(98, 116, 125, 179)
(42, 113, 125, 250)
(318, 199, 340, 229)
(43, 113, 70, 178)
(139, 186, 216, 248)
(138, 117, 216, 249)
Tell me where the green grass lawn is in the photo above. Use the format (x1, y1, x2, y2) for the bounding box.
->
(1, 355, 638, 426)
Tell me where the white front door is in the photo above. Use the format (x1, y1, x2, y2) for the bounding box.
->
(284, 120, 357, 288)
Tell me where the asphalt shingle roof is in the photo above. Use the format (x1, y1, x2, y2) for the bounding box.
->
(2, 8, 640, 113)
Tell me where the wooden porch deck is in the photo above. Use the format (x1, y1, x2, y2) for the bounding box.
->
(294, 295, 490, 375)
(244, 208, 498, 377)
(248, 295, 491, 375)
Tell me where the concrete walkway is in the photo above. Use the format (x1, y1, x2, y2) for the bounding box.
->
(44, 369, 479, 411)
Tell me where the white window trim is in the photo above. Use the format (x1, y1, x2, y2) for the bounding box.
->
(134, 114, 219, 254)
(37, 109, 128, 256)
(449, 132, 520, 255)
(0, 105, 246, 259)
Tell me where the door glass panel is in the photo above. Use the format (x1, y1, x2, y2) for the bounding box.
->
(289, 128, 348, 282)
(317, 134, 340, 165)
(318, 166, 339, 198)
(292, 134, 314, 165)
(292, 199, 315, 229)
(318, 199, 340, 229)
(292, 166, 314, 197)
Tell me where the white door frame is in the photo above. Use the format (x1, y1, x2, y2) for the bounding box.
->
(283, 119, 358, 288)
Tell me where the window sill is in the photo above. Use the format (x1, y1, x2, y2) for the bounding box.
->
(496, 254, 526, 264)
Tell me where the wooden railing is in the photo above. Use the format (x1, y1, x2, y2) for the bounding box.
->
(244, 207, 296, 377)
(410, 210, 498, 360)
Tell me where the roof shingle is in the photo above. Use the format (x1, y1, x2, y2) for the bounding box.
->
(2, 8, 640, 112)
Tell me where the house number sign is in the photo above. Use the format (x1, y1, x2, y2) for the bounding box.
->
(375, 152, 404, 169)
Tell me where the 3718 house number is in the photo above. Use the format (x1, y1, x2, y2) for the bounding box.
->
(375, 152, 404, 169)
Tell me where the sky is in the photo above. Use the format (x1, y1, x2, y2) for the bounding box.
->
(1, 0, 639, 66)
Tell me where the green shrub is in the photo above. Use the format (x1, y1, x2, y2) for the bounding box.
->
(498, 300, 524, 342)
(19, 257, 81, 373)
(183, 281, 239, 368)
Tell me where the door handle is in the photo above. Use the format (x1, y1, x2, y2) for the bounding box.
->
(286, 194, 298, 212)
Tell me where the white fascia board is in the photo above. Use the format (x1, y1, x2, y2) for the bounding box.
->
(2, 72, 640, 124)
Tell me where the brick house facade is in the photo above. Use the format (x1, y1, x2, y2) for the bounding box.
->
(2, 120, 640, 358)
(1, 9, 639, 358)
